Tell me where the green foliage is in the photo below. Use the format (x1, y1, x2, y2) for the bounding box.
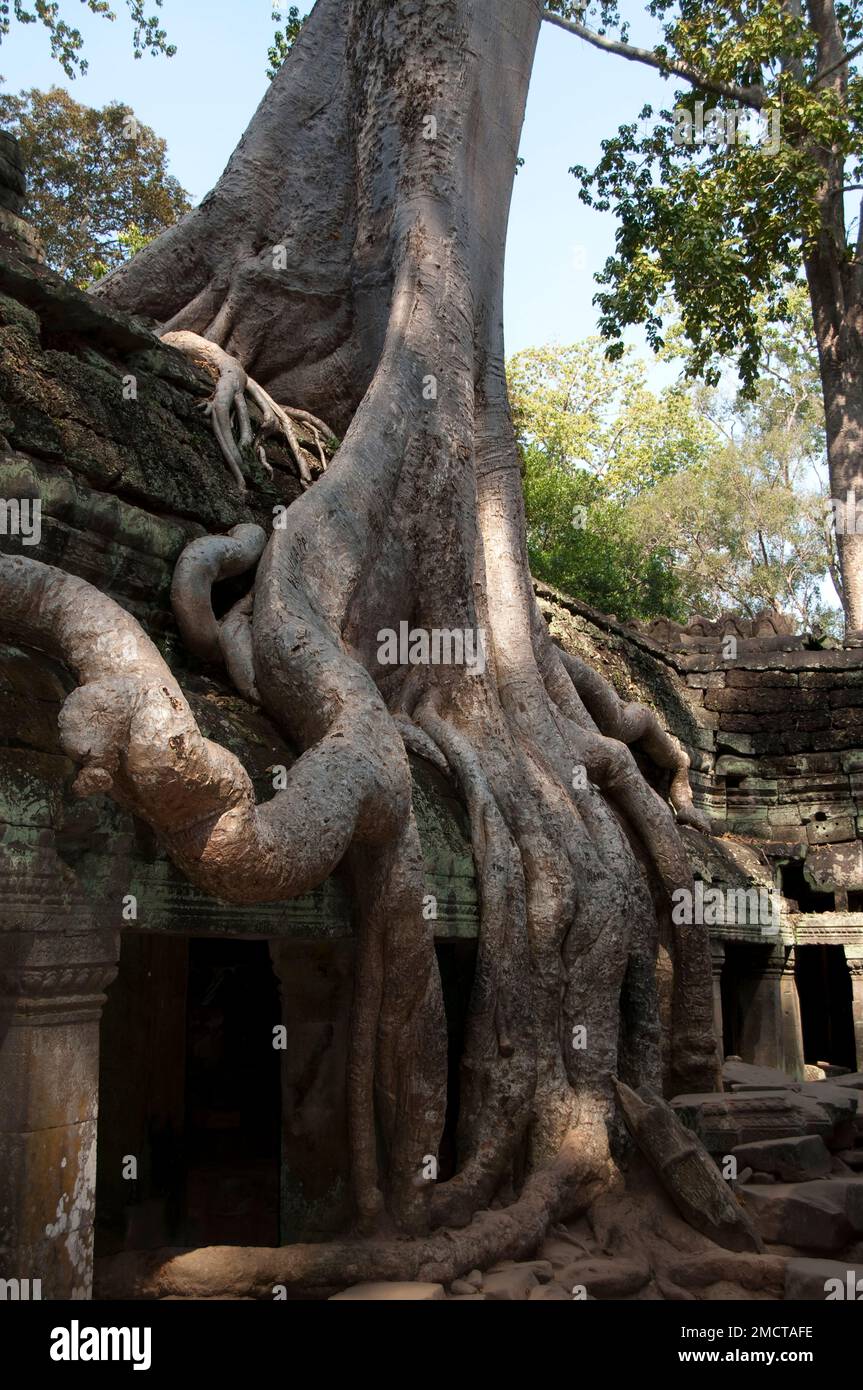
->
(636, 288, 838, 629)
(0, 0, 175, 78)
(509, 340, 711, 621)
(521, 441, 687, 620)
(511, 311, 839, 629)
(563, 1, 863, 390)
(0, 85, 191, 286)
(267, 5, 302, 80)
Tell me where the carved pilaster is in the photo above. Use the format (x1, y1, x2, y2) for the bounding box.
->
(0, 929, 119, 1026)
(710, 940, 726, 1061)
(738, 944, 805, 1081)
(0, 905, 119, 1299)
(845, 949, 863, 1071)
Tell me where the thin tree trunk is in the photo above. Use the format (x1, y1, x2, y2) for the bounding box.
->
(803, 0, 863, 631)
(805, 250, 863, 630)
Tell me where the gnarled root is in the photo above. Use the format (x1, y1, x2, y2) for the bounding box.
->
(414, 702, 535, 1228)
(170, 523, 268, 706)
(161, 330, 334, 490)
(0, 549, 447, 1232)
(0, 552, 404, 901)
(94, 1130, 607, 1299)
(559, 649, 712, 834)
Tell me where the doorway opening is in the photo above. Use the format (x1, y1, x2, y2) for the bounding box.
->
(795, 945, 857, 1071)
(719, 942, 771, 1060)
(96, 934, 281, 1257)
(435, 940, 477, 1182)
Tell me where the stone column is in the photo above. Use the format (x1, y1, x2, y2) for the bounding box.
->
(268, 939, 354, 1242)
(710, 939, 726, 1062)
(739, 943, 805, 1081)
(0, 924, 119, 1299)
(845, 949, 863, 1072)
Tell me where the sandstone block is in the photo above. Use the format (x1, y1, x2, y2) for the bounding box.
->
(329, 1282, 446, 1301)
(730, 1135, 832, 1183)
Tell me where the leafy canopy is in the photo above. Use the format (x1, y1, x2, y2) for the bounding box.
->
(0, 84, 191, 285)
(509, 339, 711, 621)
(511, 296, 837, 629)
(0, 0, 175, 78)
(634, 291, 837, 630)
(267, 5, 303, 81)
(545, 0, 863, 387)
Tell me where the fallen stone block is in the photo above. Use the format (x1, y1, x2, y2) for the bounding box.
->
(739, 1180, 858, 1252)
(797, 1083, 859, 1146)
(449, 1278, 477, 1295)
(843, 1177, 863, 1232)
(528, 1283, 573, 1300)
(829, 1072, 863, 1091)
(797, 1080, 859, 1110)
(731, 1135, 832, 1183)
(617, 1082, 762, 1252)
(804, 1065, 827, 1082)
(671, 1090, 836, 1154)
(785, 1257, 863, 1300)
(560, 1256, 651, 1299)
(329, 1281, 446, 1301)
(481, 1266, 540, 1301)
(723, 1059, 797, 1090)
(836, 1148, 863, 1171)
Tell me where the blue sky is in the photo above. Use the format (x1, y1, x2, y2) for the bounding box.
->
(0, 1, 672, 362)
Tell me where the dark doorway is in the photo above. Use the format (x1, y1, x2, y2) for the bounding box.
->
(183, 938, 281, 1246)
(96, 933, 188, 1257)
(719, 942, 768, 1060)
(96, 934, 281, 1257)
(435, 940, 477, 1182)
(795, 944, 857, 1071)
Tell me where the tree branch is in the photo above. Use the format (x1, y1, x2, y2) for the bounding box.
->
(812, 33, 863, 88)
(541, 9, 766, 109)
(807, 0, 849, 91)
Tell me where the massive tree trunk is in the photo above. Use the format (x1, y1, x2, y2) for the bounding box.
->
(0, 0, 718, 1289)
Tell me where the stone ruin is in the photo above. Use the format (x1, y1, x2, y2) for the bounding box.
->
(2, 139, 863, 1303)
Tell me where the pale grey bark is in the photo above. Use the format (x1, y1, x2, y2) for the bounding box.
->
(2, 0, 719, 1286)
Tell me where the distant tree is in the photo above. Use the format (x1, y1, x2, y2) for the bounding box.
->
(0, 86, 191, 285)
(509, 339, 712, 620)
(0, 0, 174, 78)
(512, 297, 838, 630)
(634, 289, 837, 630)
(548, 0, 863, 630)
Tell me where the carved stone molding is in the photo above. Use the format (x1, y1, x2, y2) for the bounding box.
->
(0, 929, 119, 1025)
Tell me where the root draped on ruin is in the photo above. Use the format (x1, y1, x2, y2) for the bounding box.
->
(161, 330, 337, 491)
(0, 0, 722, 1292)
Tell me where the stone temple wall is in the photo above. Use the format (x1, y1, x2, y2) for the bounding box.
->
(538, 583, 863, 1086)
